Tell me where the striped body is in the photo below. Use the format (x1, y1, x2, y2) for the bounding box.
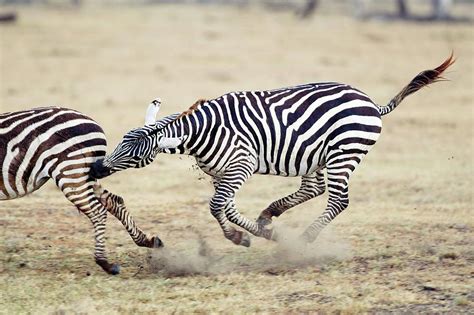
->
(94, 55, 454, 246)
(1, 107, 162, 274)
(170, 82, 381, 178)
(0, 107, 106, 199)
(156, 83, 381, 243)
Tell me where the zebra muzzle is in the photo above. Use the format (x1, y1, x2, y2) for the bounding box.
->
(90, 160, 112, 179)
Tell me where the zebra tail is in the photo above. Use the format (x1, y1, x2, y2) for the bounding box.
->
(377, 52, 455, 116)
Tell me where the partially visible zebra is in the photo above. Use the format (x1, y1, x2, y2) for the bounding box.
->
(0, 107, 163, 274)
(91, 55, 454, 247)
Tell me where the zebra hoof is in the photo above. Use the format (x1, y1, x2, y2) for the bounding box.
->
(152, 237, 164, 248)
(256, 216, 272, 228)
(110, 263, 121, 275)
(231, 230, 251, 247)
(97, 259, 121, 275)
(240, 232, 251, 247)
(264, 228, 278, 242)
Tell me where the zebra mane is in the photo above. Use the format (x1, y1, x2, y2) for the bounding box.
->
(145, 112, 182, 137)
(154, 113, 181, 130)
(176, 99, 207, 120)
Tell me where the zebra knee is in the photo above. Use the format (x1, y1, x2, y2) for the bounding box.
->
(262, 199, 288, 218)
(99, 192, 125, 211)
(109, 194, 124, 207)
(209, 200, 238, 239)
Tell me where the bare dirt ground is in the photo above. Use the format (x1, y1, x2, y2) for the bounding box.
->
(1, 3, 473, 314)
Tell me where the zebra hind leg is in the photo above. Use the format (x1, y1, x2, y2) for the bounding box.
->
(300, 161, 357, 243)
(94, 185, 163, 248)
(62, 181, 120, 274)
(256, 170, 325, 230)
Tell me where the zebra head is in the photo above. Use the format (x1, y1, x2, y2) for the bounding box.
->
(90, 98, 183, 179)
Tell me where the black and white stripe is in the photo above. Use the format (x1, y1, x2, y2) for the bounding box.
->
(1, 107, 162, 274)
(92, 55, 454, 246)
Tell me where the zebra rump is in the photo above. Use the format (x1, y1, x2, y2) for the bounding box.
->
(1, 107, 163, 274)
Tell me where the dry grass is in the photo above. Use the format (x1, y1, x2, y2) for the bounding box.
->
(1, 3, 473, 314)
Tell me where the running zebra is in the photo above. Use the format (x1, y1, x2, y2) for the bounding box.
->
(91, 55, 454, 246)
(1, 107, 163, 274)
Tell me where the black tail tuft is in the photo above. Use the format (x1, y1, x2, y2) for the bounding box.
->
(378, 53, 455, 116)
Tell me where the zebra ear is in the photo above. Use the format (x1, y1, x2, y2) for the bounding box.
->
(157, 136, 186, 149)
(145, 98, 161, 125)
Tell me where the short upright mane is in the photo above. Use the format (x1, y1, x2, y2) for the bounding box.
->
(177, 99, 207, 119)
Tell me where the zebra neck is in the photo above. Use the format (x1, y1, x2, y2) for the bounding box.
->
(160, 115, 195, 155)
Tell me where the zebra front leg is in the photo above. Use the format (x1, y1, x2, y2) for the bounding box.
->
(257, 170, 326, 229)
(96, 186, 163, 248)
(210, 159, 273, 244)
(210, 196, 250, 247)
(210, 162, 258, 247)
(211, 176, 250, 246)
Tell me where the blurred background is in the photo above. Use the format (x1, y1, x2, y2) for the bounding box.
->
(1, 0, 472, 203)
(1, 1, 473, 312)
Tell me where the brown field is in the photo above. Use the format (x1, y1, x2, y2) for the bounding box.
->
(1, 3, 473, 314)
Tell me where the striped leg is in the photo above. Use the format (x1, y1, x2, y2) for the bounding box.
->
(210, 159, 265, 246)
(300, 157, 359, 243)
(212, 176, 272, 241)
(95, 186, 163, 248)
(224, 199, 274, 240)
(256, 170, 326, 228)
(61, 180, 119, 274)
(210, 176, 244, 245)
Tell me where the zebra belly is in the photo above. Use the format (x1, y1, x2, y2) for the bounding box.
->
(253, 139, 325, 177)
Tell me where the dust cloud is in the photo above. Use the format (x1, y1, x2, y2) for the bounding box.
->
(268, 223, 352, 268)
(147, 224, 351, 276)
(148, 233, 222, 277)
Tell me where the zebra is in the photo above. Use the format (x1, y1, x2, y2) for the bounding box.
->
(0, 106, 164, 274)
(91, 55, 454, 247)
